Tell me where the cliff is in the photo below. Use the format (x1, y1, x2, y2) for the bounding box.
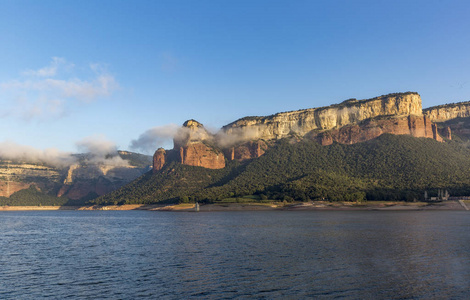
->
(424, 101, 470, 122)
(310, 115, 440, 145)
(153, 148, 166, 172)
(0, 151, 152, 201)
(153, 92, 457, 171)
(173, 120, 226, 169)
(222, 92, 423, 143)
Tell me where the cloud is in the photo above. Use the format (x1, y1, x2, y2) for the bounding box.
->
(76, 135, 129, 166)
(0, 141, 76, 167)
(0, 135, 132, 168)
(22, 57, 73, 77)
(215, 125, 264, 148)
(0, 57, 119, 119)
(130, 124, 180, 153)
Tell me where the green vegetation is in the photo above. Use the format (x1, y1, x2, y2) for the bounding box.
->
(94, 134, 470, 205)
(0, 186, 70, 206)
(117, 151, 152, 168)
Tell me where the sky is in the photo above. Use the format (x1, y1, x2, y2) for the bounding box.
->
(0, 0, 469, 156)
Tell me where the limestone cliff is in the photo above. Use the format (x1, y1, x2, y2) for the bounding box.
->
(424, 101, 470, 122)
(222, 92, 423, 143)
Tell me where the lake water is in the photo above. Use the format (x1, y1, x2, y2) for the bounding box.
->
(0, 210, 469, 299)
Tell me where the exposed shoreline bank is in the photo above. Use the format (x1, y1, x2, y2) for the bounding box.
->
(1, 200, 468, 211)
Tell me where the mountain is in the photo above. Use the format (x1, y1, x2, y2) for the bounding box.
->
(94, 134, 470, 204)
(153, 92, 450, 171)
(94, 92, 470, 204)
(0, 151, 152, 206)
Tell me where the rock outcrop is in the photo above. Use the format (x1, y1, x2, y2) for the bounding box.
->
(310, 115, 435, 145)
(443, 127, 452, 140)
(153, 148, 166, 172)
(223, 92, 423, 142)
(153, 92, 461, 170)
(424, 101, 470, 122)
(178, 143, 225, 169)
(173, 120, 226, 169)
(227, 140, 268, 161)
(0, 151, 152, 201)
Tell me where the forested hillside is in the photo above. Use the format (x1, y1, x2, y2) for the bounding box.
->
(94, 134, 470, 205)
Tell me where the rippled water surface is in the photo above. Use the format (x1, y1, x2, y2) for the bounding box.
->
(0, 210, 469, 299)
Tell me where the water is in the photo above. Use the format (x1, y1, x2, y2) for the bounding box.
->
(0, 210, 469, 299)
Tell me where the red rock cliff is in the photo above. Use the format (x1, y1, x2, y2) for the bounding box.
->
(179, 143, 225, 169)
(227, 140, 268, 161)
(311, 115, 441, 145)
(153, 148, 166, 172)
(174, 120, 226, 169)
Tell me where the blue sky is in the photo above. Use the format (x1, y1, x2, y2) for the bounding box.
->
(0, 0, 469, 155)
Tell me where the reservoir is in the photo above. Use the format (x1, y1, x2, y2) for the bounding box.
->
(1, 210, 469, 299)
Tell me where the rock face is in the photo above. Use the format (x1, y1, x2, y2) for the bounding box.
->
(173, 120, 226, 169)
(0, 151, 152, 201)
(227, 140, 268, 161)
(424, 101, 470, 122)
(153, 92, 463, 170)
(57, 164, 147, 199)
(153, 148, 166, 172)
(310, 115, 435, 145)
(443, 127, 452, 140)
(223, 92, 423, 142)
(179, 143, 225, 169)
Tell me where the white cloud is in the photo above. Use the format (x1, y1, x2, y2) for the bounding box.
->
(0, 136, 130, 168)
(0, 57, 119, 119)
(130, 124, 179, 153)
(22, 57, 73, 77)
(0, 140, 75, 167)
(76, 135, 129, 167)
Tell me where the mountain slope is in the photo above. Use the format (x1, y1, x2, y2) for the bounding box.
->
(94, 134, 470, 204)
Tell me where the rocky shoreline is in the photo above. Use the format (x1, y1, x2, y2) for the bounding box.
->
(0, 200, 467, 211)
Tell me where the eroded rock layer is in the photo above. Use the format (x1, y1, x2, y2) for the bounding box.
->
(178, 143, 225, 169)
(223, 92, 423, 142)
(309, 115, 435, 145)
(153, 148, 166, 172)
(424, 101, 470, 122)
(173, 120, 226, 169)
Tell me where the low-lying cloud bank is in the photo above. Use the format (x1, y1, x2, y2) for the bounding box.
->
(0, 141, 75, 167)
(130, 121, 265, 153)
(129, 124, 179, 154)
(0, 135, 129, 168)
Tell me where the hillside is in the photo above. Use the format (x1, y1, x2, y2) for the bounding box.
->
(94, 134, 470, 204)
(0, 151, 152, 206)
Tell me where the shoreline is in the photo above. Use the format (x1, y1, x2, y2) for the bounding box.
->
(0, 200, 467, 211)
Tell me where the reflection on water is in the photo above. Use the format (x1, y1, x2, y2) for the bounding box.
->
(0, 211, 468, 299)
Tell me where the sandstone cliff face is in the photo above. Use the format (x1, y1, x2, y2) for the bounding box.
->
(0, 152, 151, 200)
(153, 148, 166, 172)
(227, 140, 268, 161)
(179, 143, 225, 169)
(57, 164, 146, 199)
(0, 161, 61, 197)
(153, 92, 458, 170)
(310, 115, 436, 145)
(424, 101, 470, 122)
(222, 93, 423, 142)
(173, 120, 226, 169)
